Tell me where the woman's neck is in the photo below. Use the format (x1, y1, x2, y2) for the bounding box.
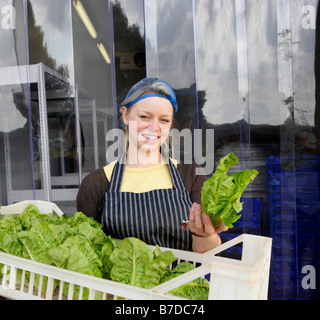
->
(126, 148, 164, 168)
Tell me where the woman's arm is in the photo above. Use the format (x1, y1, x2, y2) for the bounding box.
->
(76, 168, 109, 222)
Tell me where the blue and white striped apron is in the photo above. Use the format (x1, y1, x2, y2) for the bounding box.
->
(102, 153, 192, 251)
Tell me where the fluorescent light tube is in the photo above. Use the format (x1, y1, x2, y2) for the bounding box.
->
(97, 43, 111, 64)
(73, 0, 97, 39)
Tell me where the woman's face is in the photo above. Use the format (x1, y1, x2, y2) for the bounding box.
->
(122, 96, 173, 154)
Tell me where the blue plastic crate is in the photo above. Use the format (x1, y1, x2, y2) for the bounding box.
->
(269, 217, 320, 231)
(270, 229, 320, 245)
(267, 204, 320, 217)
(267, 188, 319, 202)
(266, 155, 320, 168)
(266, 155, 320, 300)
(234, 197, 262, 229)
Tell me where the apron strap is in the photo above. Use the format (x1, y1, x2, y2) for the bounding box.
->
(108, 153, 126, 192)
(165, 152, 187, 191)
(108, 152, 185, 192)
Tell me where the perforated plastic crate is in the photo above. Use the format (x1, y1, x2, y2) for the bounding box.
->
(0, 202, 272, 300)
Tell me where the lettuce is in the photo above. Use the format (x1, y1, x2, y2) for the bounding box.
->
(110, 237, 154, 287)
(0, 205, 108, 298)
(201, 153, 258, 228)
(100, 236, 120, 279)
(142, 245, 177, 289)
(160, 262, 209, 300)
(0, 232, 23, 256)
(48, 235, 103, 277)
(0, 215, 23, 234)
(0, 205, 209, 300)
(108, 239, 208, 299)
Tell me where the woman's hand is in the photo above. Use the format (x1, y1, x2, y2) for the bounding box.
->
(189, 202, 228, 252)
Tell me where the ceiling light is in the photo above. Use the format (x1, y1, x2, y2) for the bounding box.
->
(73, 0, 97, 39)
(97, 43, 111, 64)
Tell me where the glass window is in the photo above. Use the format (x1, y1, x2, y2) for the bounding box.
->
(0, 0, 319, 300)
(112, 0, 146, 125)
(0, 0, 76, 214)
(144, 0, 320, 300)
(72, 0, 113, 172)
(0, 0, 35, 206)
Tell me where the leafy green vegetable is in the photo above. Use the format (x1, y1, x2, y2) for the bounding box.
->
(142, 246, 177, 289)
(0, 232, 23, 256)
(18, 222, 60, 264)
(110, 237, 154, 287)
(0, 205, 108, 298)
(160, 262, 209, 300)
(201, 152, 259, 228)
(0, 215, 23, 234)
(0, 205, 210, 300)
(48, 235, 103, 278)
(100, 236, 120, 279)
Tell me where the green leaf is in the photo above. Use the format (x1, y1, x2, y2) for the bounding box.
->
(142, 246, 177, 289)
(0, 232, 23, 257)
(0, 215, 23, 234)
(75, 221, 108, 245)
(48, 235, 103, 278)
(17, 220, 61, 264)
(110, 237, 154, 288)
(160, 262, 209, 300)
(69, 211, 101, 229)
(18, 204, 44, 230)
(100, 236, 117, 279)
(169, 277, 209, 300)
(201, 153, 258, 228)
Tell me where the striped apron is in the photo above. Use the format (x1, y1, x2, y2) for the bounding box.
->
(102, 153, 192, 251)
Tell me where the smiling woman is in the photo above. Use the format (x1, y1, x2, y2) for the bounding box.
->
(77, 77, 227, 252)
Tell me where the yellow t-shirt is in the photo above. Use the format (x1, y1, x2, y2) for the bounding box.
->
(103, 159, 178, 193)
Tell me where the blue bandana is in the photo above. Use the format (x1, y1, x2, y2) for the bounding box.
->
(122, 77, 178, 114)
(124, 93, 178, 113)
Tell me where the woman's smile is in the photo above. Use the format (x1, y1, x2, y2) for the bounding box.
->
(141, 133, 160, 143)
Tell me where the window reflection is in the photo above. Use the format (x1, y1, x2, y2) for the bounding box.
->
(113, 0, 146, 123)
(0, 0, 318, 300)
(28, 0, 73, 83)
(196, 0, 238, 126)
(144, 0, 319, 300)
(72, 0, 113, 174)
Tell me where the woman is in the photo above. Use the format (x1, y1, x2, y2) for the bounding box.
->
(76, 77, 228, 252)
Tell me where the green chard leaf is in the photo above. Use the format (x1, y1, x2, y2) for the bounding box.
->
(0, 215, 23, 234)
(109, 237, 154, 288)
(17, 220, 62, 264)
(48, 235, 103, 278)
(201, 153, 258, 228)
(142, 246, 177, 289)
(160, 262, 209, 300)
(0, 204, 212, 300)
(100, 236, 119, 279)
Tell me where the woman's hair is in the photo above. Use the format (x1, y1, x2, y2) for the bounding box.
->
(121, 80, 174, 108)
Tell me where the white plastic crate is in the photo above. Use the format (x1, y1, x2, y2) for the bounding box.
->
(0, 200, 64, 217)
(0, 202, 272, 300)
